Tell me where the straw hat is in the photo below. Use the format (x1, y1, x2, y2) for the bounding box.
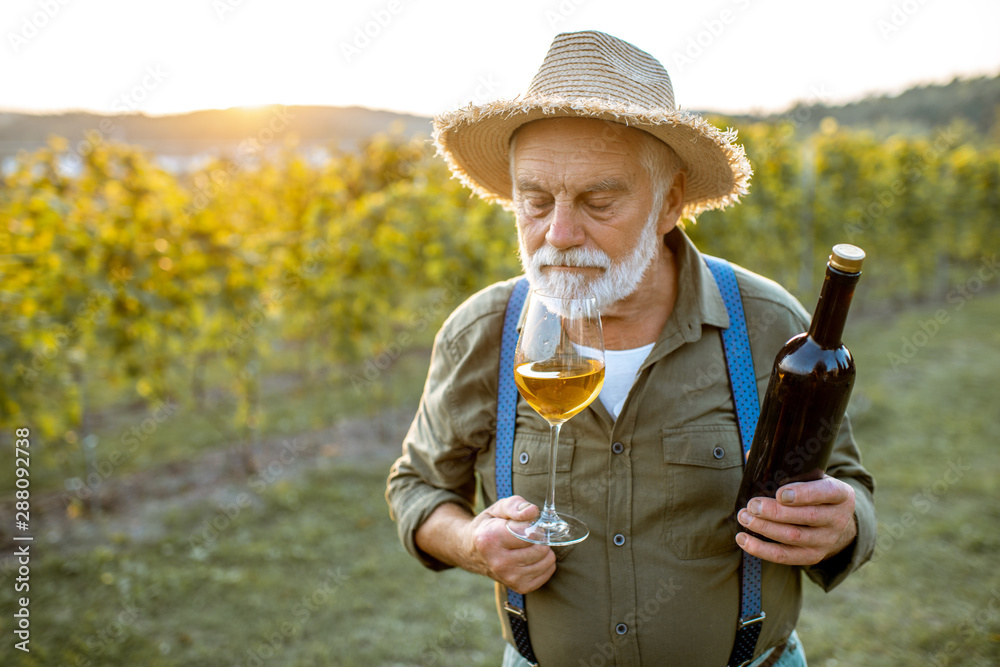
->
(432, 30, 752, 219)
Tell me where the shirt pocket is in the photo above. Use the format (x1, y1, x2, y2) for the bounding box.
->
(511, 430, 576, 519)
(661, 425, 744, 560)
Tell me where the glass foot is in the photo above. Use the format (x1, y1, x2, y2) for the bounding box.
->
(507, 512, 589, 546)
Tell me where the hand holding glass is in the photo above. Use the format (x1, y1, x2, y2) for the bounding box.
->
(508, 291, 605, 546)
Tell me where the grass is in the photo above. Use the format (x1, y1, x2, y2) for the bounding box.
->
(797, 289, 1000, 665)
(2, 290, 1000, 665)
(2, 461, 502, 666)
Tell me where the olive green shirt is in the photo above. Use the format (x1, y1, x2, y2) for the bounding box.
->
(387, 228, 876, 665)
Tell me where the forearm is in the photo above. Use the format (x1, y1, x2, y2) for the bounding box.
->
(414, 502, 480, 575)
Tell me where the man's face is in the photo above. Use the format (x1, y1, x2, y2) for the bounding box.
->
(511, 118, 667, 310)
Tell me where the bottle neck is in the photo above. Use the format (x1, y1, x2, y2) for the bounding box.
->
(808, 265, 860, 348)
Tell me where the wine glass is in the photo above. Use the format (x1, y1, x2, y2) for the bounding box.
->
(507, 290, 605, 546)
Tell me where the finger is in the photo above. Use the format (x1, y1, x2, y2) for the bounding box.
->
(513, 558, 558, 594)
(776, 476, 852, 506)
(494, 545, 556, 593)
(491, 495, 541, 521)
(472, 516, 539, 556)
(744, 497, 832, 528)
(510, 543, 556, 569)
(492, 538, 552, 568)
(736, 531, 824, 566)
(737, 508, 812, 545)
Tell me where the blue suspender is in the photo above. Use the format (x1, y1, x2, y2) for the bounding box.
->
(495, 278, 537, 666)
(703, 255, 765, 667)
(496, 258, 763, 666)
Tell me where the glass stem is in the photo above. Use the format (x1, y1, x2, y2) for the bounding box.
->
(540, 421, 562, 524)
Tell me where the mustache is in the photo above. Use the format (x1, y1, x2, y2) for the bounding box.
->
(530, 245, 612, 269)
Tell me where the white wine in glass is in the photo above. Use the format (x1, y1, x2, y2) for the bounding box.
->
(507, 291, 605, 546)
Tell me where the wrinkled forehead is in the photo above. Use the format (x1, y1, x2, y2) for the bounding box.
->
(509, 118, 656, 199)
(510, 117, 649, 156)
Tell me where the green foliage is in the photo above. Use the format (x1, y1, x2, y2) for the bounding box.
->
(2, 120, 998, 486)
(687, 121, 1000, 312)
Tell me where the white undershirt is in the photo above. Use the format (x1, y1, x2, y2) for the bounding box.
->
(599, 343, 655, 419)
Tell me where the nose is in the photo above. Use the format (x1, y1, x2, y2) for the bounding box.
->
(544, 203, 585, 250)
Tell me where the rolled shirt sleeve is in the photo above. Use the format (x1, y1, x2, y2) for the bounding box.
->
(802, 415, 877, 590)
(386, 280, 514, 570)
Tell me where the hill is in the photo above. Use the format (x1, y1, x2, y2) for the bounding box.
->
(712, 72, 1000, 138)
(0, 105, 433, 161)
(1, 71, 997, 162)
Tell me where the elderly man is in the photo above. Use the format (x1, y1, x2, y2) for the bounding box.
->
(387, 31, 875, 666)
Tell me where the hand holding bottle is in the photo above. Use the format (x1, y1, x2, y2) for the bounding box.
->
(735, 475, 857, 565)
(733, 244, 865, 548)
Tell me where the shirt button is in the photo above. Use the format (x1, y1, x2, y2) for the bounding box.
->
(613, 534, 625, 546)
(615, 623, 628, 635)
(519, 452, 529, 464)
(611, 442, 624, 454)
(713, 446, 725, 459)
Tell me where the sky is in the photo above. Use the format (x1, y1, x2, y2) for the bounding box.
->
(1, 0, 998, 119)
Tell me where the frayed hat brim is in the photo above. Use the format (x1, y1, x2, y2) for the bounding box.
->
(433, 97, 752, 219)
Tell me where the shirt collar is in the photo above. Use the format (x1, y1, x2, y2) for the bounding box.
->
(666, 226, 730, 342)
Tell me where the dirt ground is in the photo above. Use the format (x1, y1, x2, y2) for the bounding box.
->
(1, 409, 415, 555)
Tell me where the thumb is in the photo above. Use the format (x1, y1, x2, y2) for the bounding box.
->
(495, 495, 539, 521)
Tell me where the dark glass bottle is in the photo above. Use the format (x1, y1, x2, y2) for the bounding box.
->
(734, 244, 865, 537)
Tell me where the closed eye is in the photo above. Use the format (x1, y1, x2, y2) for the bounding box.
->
(525, 199, 553, 214)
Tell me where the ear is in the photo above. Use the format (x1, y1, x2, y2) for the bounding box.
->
(657, 170, 687, 235)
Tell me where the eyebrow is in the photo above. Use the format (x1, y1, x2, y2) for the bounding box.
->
(515, 178, 546, 193)
(585, 178, 629, 194)
(514, 177, 630, 194)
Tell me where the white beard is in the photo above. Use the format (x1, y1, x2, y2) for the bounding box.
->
(518, 212, 662, 310)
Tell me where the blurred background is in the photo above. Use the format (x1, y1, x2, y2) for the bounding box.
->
(1, 0, 998, 664)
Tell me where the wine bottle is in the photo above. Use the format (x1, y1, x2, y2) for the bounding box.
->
(734, 244, 865, 537)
